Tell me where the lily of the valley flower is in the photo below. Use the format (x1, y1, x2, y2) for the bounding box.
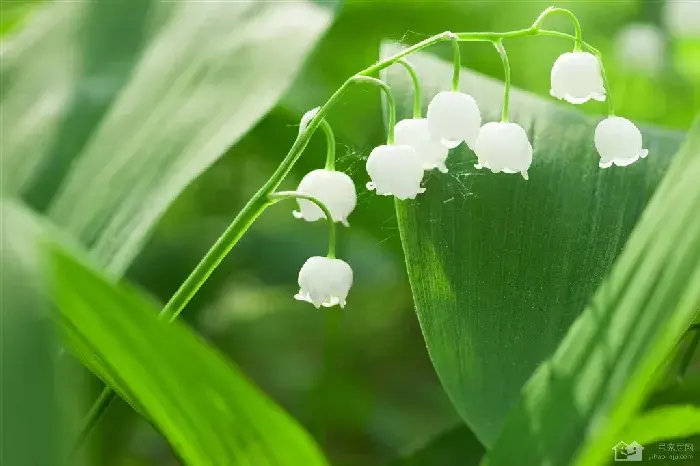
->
(295, 256, 353, 308)
(394, 118, 449, 173)
(294, 169, 356, 226)
(427, 91, 482, 149)
(366, 144, 425, 200)
(474, 122, 533, 180)
(550, 52, 606, 104)
(594, 116, 648, 168)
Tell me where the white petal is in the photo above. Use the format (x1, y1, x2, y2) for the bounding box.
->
(297, 256, 353, 309)
(366, 144, 425, 200)
(394, 118, 450, 172)
(427, 91, 482, 146)
(474, 122, 533, 176)
(594, 116, 647, 168)
(295, 169, 357, 224)
(550, 52, 606, 105)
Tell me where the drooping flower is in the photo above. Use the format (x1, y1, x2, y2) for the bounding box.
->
(366, 144, 425, 200)
(474, 122, 533, 179)
(295, 256, 353, 308)
(394, 118, 449, 172)
(550, 52, 606, 104)
(294, 169, 356, 226)
(594, 116, 648, 168)
(426, 91, 482, 149)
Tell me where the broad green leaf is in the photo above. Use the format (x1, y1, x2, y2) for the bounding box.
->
(487, 119, 700, 465)
(619, 406, 700, 446)
(381, 43, 686, 446)
(387, 423, 485, 466)
(2, 200, 327, 466)
(1, 0, 340, 276)
(0, 203, 58, 466)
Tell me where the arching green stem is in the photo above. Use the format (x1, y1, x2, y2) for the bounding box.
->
(451, 37, 461, 91)
(532, 6, 583, 51)
(351, 76, 396, 144)
(494, 40, 511, 122)
(397, 59, 423, 118)
(269, 191, 336, 258)
(73, 11, 618, 451)
(319, 119, 336, 170)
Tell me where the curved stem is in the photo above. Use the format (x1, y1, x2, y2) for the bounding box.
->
(397, 59, 422, 118)
(451, 38, 461, 91)
(269, 191, 336, 258)
(532, 7, 583, 51)
(319, 119, 336, 170)
(494, 40, 511, 122)
(73, 10, 613, 451)
(351, 76, 396, 144)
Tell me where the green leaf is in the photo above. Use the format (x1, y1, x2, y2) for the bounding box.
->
(619, 406, 700, 446)
(0, 203, 59, 466)
(486, 119, 700, 465)
(381, 42, 686, 446)
(2, 200, 328, 466)
(386, 423, 485, 466)
(1, 0, 340, 276)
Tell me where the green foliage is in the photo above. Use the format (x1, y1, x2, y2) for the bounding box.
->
(487, 119, 700, 465)
(387, 423, 485, 466)
(0, 203, 58, 466)
(1, 0, 339, 276)
(383, 42, 686, 447)
(2, 200, 328, 466)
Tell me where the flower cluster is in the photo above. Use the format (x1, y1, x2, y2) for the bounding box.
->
(284, 7, 649, 310)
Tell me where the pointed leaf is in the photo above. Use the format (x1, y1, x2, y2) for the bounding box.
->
(381, 42, 685, 446)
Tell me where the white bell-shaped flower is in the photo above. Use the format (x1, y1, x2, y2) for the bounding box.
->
(293, 169, 356, 226)
(550, 52, 606, 104)
(366, 144, 425, 200)
(295, 256, 353, 308)
(474, 122, 533, 180)
(394, 118, 449, 173)
(426, 91, 482, 149)
(594, 116, 648, 168)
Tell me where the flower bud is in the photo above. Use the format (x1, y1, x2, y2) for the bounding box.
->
(427, 91, 482, 149)
(594, 116, 648, 168)
(394, 118, 449, 173)
(366, 144, 425, 200)
(295, 256, 353, 308)
(299, 107, 321, 133)
(550, 52, 606, 104)
(293, 169, 356, 226)
(474, 122, 533, 180)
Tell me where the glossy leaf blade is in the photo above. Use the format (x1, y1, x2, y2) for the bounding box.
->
(2, 200, 328, 466)
(381, 42, 685, 446)
(1, 0, 339, 276)
(487, 119, 700, 465)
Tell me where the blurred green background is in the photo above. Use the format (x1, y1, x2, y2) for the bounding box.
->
(2, 1, 699, 465)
